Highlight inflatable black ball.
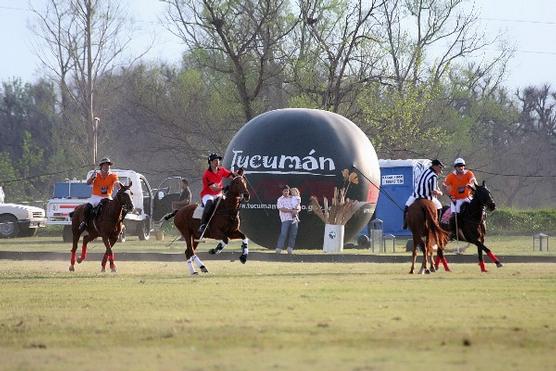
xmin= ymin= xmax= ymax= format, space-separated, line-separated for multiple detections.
xmin=223 ymin=108 xmax=380 ymax=250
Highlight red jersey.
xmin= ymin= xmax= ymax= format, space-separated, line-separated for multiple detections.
xmin=200 ymin=167 xmax=232 ymax=198
xmin=444 ymin=170 xmax=476 ymax=200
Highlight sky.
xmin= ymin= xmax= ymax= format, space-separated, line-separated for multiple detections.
xmin=0 ymin=0 xmax=555 ymax=91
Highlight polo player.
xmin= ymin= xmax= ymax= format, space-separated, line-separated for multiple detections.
xmin=198 ymin=153 xmax=234 ymax=235
xmin=79 ymin=157 xmax=119 ymax=232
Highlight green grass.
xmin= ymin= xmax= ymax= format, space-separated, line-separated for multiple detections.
xmin=0 ymin=260 xmax=555 ymax=371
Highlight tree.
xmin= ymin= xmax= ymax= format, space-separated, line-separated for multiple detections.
xmin=31 ymin=0 xmax=134 ymax=164
xmin=163 ymin=0 xmax=298 ymax=121
xmin=380 ymin=0 xmax=509 ymax=90
xmin=287 ymin=0 xmax=384 ymax=115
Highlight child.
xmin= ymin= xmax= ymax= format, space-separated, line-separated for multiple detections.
xmin=290 ymin=187 xmax=301 ymax=224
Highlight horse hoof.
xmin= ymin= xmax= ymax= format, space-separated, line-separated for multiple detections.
xmin=208 ymin=249 xmax=216 ymax=255
xmin=200 ymin=266 xmax=209 ymax=273
xmin=239 ymin=254 xmax=247 ymax=264
xmin=76 ymin=258 xmax=82 ymax=264
xmin=496 ymin=262 xmax=504 ymax=268
xmin=111 ymin=268 xmax=117 ymax=273
xmin=425 ymin=269 xmax=431 ymax=274
xmin=191 ymin=271 xmax=199 ymax=276
xmin=101 ymin=267 xmax=106 ymax=273
xmin=69 ymin=265 xmax=75 ymax=272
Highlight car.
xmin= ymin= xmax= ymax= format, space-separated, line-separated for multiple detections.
xmin=0 ymin=186 xmax=47 ymax=238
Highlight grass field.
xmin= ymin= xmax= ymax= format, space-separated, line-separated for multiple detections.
xmin=0 ymin=234 xmax=554 ymax=256
xmin=1 ymin=259 xmax=555 ymax=371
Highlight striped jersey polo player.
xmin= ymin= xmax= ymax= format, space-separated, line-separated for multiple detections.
xmin=412 ymin=167 xmax=439 ymax=200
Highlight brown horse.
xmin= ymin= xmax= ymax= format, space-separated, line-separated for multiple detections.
xmin=171 ymin=171 xmax=250 ymax=275
xmin=407 ymin=198 xmax=450 ymax=274
xmin=68 ymin=182 xmax=134 ymax=272
xmin=442 ymin=181 xmax=502 ymax=272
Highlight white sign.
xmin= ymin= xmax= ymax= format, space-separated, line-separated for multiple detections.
xmin=382 ymin=174 xmax=404 ymax=185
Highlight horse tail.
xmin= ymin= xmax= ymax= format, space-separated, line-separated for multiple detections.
xmin=424 ymin=205 xmax=450 ymax=249
xmin=163 ymin=210 xmax=178 ymax=221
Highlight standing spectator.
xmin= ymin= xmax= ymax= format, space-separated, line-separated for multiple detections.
xmin=171 ymin=178 xmax=192 ymax=211
xmin=276 ymin=185 xmax=299 ymax=255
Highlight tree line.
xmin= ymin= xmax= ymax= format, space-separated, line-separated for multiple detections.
xmin=0 ymin=0 xmax=554 ymax=208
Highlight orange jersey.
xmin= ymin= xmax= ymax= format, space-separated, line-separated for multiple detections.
xmin=91 ymin=172 xmax=119 ymax=197
xmin=443 ymin=170 xmax=475 ymax=199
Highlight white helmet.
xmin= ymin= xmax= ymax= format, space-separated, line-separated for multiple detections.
xmin=453 ymin=158 xmax=466 ymax=167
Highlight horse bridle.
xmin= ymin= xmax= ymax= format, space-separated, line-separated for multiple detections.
xmin=117 ymin=189 xmax=134 ymax=213
xmin=228 ymin=175 xmax=250 ymax=201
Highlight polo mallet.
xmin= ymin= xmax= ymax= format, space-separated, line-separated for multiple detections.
xmin=194 ymin=197 xmax=222 ymax=243
xmin=454 ymin=206 xmax=459 ymax=243
xmin=166 ymin=234 xmax=180 ymax=247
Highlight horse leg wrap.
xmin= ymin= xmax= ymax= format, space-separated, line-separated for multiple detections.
xmin=434 ymin=256 xmax=441 ymax=269
xmin=441 ymin=257 xmax=451 ymax=272
xmin=78 ymin=244 xmax=87 ymax=262
xmin=70 ymin=251 xmax=77 ymax=266
xmin=192 ymin=255 xmax=205 ymax=268
xmin=241 ymin=242 xmax=249 ymax=255
xmin=215 ymin=241 xmax=226 ymax=254
xmin=479 ymin=260 xmax=488 ymax=272
xmin=486 ymin=251 xmax=499 ymax=264
xmin=186 ymin=258 xmax=196 ymax=275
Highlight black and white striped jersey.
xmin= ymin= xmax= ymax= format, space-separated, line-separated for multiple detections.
xmin=412 ymin=167 xmax=438 ymax=200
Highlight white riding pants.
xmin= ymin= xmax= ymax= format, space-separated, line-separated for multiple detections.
xmin=450 ymin=198 xmax=471 ymax=213
xmin=201 ymin=193 xmax=222 ymax=207
xmin=88 ymin=195 xmax=111 ymax=207
xmin=405 ymin=195 xmax=442 ymax=210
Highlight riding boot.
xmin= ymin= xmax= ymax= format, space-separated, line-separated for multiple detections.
xmin=449 ymin=214 xmax=457 ymax=240
xmin=402 ymin=206 xmax=408 ymax=229
xmin=198 ymin=199 xmax=214 ymax=234
xmin=79 ymin=203 xmax=93 ymax=232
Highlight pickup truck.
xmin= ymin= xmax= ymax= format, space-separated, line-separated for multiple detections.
xmin=46 ymin=170 xmax=182 ymax=242
xmin=0 ymin=186 xmax=47 ymax=238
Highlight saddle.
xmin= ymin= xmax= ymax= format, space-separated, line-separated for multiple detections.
xmin=192 ymin=205 xmax=204 ymax=220
xmin=92 ymin=198 xmax=109 ymax=220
